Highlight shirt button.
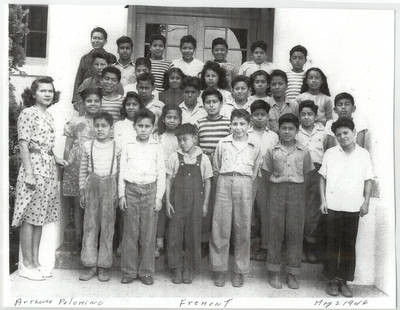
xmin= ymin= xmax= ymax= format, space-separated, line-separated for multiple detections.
xmin=188 ymin=173 xmax=191 ymax=176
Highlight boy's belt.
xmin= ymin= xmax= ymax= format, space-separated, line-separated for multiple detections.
xmin=220 ymin=172 xmax=250 ymax=177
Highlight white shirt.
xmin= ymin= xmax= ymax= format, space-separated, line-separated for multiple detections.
xmin=172 ymin=58 xmax=204 ymax=77
xmin=113 ymin=118 xmax=136 ymax=148
xmin=319 ymin=144 xmax=374 ymax=212
xmin=179 ymin=101 xmax=207 ymax=125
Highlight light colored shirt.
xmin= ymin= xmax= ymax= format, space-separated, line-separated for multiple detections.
xmin=157 ymin=132 xmax=179 ymax=165
xmin=319 ymin=144 xmax=374 ymax=212
xmin=113 ymin=118 xmax=136 ymax=148
xmin=248 ymin=128 xmax=279 ymax=157
xmin=113 ymin=60 xmax=136 ymax=87
xmin=238 ymin=60 xmax=275 ymax=77
xmin=262 ymin=141 xmax=313 ymax=183
xmin=166 ymin=146 xmax=213 ymax=182
xmin=124 ymin=83 xmax=159 ymax=100
xmin=118 ymin=136 xmax=166 ymax=201
xmin=286 ymin=70 xmax=305 ymax=101
xmin=172 ymin=58 xmax=204 ymax=77
xmin=267 ymin=97 xmax=299 ymax=133
xmin=179 ymin=101 xmax=207 ymax=125
xmin=145 ymin=97 xmax=165 ymax=130
xmin=296 ymin=124 xmax=327 ymax=164
xmin=247 ymin=95 xmax=271 ymax=106
xmin=101 ymin=94 xmax=124 ymax=121
xmin=296 ymin=92 xmax=333 ymax=125
xmin=223 ymin=99 xmax=252 ymax=116
xmin=213 ymin=134 xmax=262 ymax=177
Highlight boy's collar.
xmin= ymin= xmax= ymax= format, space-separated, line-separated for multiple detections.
xmin=222 ymin=134 xmax=256 ymax=146
xmin=274 ymin=140 xmax=303 ymax=150
xmin=116 ymin=59 xmax=134 ymax=67
xmin=177 ymin=146 xmax=202 ymax=156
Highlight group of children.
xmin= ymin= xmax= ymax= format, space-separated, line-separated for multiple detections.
xmin=61 ymin=26 xmax=374 ymax=297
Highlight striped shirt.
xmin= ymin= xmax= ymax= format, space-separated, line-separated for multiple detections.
xmin=150 ymin=58 xmax=173 ymax=91
xmin=196 ymin=115 xmax=231 ymax=155
xmin=101 ymin=94 xmax=124 ymax=121
xmin=286 ymin=70 xmax=305 ymax=101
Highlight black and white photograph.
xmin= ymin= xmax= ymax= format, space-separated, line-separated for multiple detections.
xmin=2 ymin=0 xmax=398 ymax=308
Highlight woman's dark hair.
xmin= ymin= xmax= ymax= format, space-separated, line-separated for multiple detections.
xmin=22 ymin=76 xmax=60 ymax=107
xmin=157 ymin=104 xmax=182 ymax=135
xmin=249 ymin=70 xmax=270 ymax=96
xmin=200 ymin=61 xmax=228 ymax=90
xmin=300 ymin=67 xmax=331 ymax=96
xmin=163 ymin=67 xmax=185 ymax=90
xmin=120 ymin=91 xmax=143 ymax=118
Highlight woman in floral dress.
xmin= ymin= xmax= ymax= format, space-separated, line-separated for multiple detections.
xmin=12 ymin=77 xmax=68 ymax=280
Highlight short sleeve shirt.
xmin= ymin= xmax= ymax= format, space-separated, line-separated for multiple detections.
xmin=268 ymin=97 xmax=299 ymax=133
xmin=296 ymin=124 xmax=327 ymax=164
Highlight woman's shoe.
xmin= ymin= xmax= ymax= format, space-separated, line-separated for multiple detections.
xmin=19 ymin=264 xmax=45 ymax=281
xmin=37 ymin=265 xmax=53 ymax=278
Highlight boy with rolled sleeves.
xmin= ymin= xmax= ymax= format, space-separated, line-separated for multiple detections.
xmin=210 ymin=109 xmax=262 ymax=288
xmin=319 ymin=117 xmax=373 ymax=298
xmin=262 ymin=113 xmax=313 ymax=290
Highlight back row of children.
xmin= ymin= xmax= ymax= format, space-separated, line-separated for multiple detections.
xmin=63 ymin=26 xmax=373 ymax=297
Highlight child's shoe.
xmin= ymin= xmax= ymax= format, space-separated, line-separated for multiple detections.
xmin=79 ymin=267 xmax=97 ymax=281
xmin=172 ymin=268 xmax=183 ymax=284
xmin=121 ymin=274 xmax=136 ymax=284
xmin=183 ymin=268 xmax=193 ymax=284
xmin=231 ymin=273 xmax=244 ymax=287
xmin=37 ymin=265 xmax=53 ymax=278
xmin=140 ymin=275 xmax=154 ymax=285
xmin=19 ymin=264 xmax=45 ymax=281
xmin=268 ymin=272 xmax=282 ymax=289
xmin=213 ymin=272 xmax=225 ymax=287
xmin=339 ymin=280 xmax=353 ymax=297
xmin=98 ymin=268 xmax=111 ymax=282
xmin=286 ymin=273 xmax=299 ymax=289
xmin=326 ymin=279 xmax=339 ymax=296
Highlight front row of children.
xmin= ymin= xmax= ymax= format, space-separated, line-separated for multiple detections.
xmin=77 ymin=87 xmax=373 ymax=297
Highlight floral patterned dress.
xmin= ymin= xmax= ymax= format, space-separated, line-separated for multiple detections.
xmin=12 ymin=106 xmax=59 ymax=227
xmin=62 ymin=116 xmax=96 ymax=196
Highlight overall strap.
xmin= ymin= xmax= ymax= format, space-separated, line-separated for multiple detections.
xmin=109 ymin=141 xmax=116 ymax=175
xmin=90 ymin=140 xmax=95 ymax=172
xmin=177 ymin=153 xmax=184 ymax=165
xmin=195 ymin=154 xmax=202 ymax=166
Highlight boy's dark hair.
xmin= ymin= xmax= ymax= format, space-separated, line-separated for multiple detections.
xmin=182 ymin=76 xmax=201 ymax=91
xmin=102 ymin=66 xmax=121 ymax=82
xmin=299 ymin=100 xmax=318 ymax=115
xmin=91 ymin=51 xmax=112 ymax=64
xmin=175 ymin=123 xmax=197 ymax=137
xmin=200 ymin=61 xmax=228 ymax=90
xmin=250 ymin=40 xmax=268 ymax=53
xmin=231 ymin=75 xmax=250 ymax=89
xmin=180 ymin=35 xmax=197 ymax=49
xmin=331 ymin=117 xmax=355 ymax=134
xmin=157 ymin=104 xmax=183 ymax=135
xmin=300 ymin=67 xmax=330 ymax=96
xmin=201 ymin=87 xmax=223 ymax=103
xmin=91 ymin=27 xmax=108 ymax=40
xmin=137 ymin=72 xmax=155 ymax=86
xmin=120 ymin=91 xmax=143 ymax=118
xmin=231 ymin=109 xmax=251 ymax=123
xmin=334 ymin=92 xmax=355 ymax=106
xmin=163 ymin=68 xmax=185 ymax=90
xmin=150 ymin=34 xmax=166 ymax=46
xmin=93 ymin=111 xmax=113 ymax=126
xmin=80 ymin=87 xmax=103 ymax=101
xmin=116 ymin=36 xmax=133 ymax=48
xmin=133 ymin=108 xmax=156 ymax=125
xmin=249 ymin=70 xmax=270 ymax=96
xmin=270 ymin=69 xmax=288 ymax=84
xmin=212 ymin=37 xmax=228 ymax=49
xmin=135 ymin=57 xmax=152 ymax=70
xmin=278 ymin=113 xmax=300 ymax=129
xmin=250 ymin=99 xmax=270 ymax=114
xmin=289 ymin=45 xmax=308 ymax=58
xmin=22 ymin=76 xmax=60 ymax=107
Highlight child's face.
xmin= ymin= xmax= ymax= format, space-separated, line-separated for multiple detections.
xmin=278 ymin=122 xmax=298 ymax=143
xmin=203 ymin=94 xmax=222 ymax=117
xmin=91 ymin=32 xmax=106 ymax=50
xmin=270 ymin=76 xmax=287 ymax=99
xmin=306 ymin=70 xmax=322 ymax=93
xmin=205 ymin=69 xmax=219 ymax=88
xmin=93 ymin=57 xmax=108 ymax=76
xmin=253 ymin=47 xmax=267 ymax=64
xmin=118 ymin=43 xmax=132 ymax=61
xmin=177 ymin=133 xmax=197 ymax=153
xmin=289 ymin=51 xmax=306 ymax=72
xmin=125 ymin=97 xmax=141 ymax=120
xmin=180 ymin=43 xmax=195 ymax=61
xmin=150 ymin=39 xmax=165 ymax=59
xmin=101 ymin=72 xmax=119 ymax=94
xmin=231 ymin=117 xmax=250 ymax=138
xmin=84 ymin=94 xmax=101 ymax=115
xmin=251 ymin=108 xmax=269 ymax=129
xmin=94 ymin=118 xmax=112 ymax=141
xmin=163 ymin=109 xmax=181 ymax=131
xmin=135 ymin=65 xmax=150 ymax=77
xmin=212 ymin=44 xmax=228 ymax=62
xmin=299 ymin=107 xmax=316 ymax=128
xmin=334 ymin=98 xmax=355 ymax=118
xmin=183 ymin=86 xmax=200 ymax=107
xmin=137 ymin=80 xmax=154 ymax=102
xmin=169 ymin=72 xmax=182 ymax=89
xmin=135 ymin=117 xmax=154 ymax=141
xmin=253 ymin=74 xmax=268 ymax=96
xmin=34 ymin=83 xmax=54 ymax=107
xmin=335 ymin=126 xmax=356 ymax=148
xmin=232 ymin=81 xmax=249 ymax=102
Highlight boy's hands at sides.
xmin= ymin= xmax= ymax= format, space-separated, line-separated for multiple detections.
xmin=79 ymin=189 xmax=85 ymax=209
xmin=202 ymin=203 xmax=208 ymax=217
xmin=166 ymin=201 xmax=175 ymax=218
xmin=320 ymin=200 xmax=328 ymax=215
xmin=154 ymin=199 xmax=163 ymax=212
xmin=119 ymin=197 xmax=127 ymax=211
xmin=360 ymin=201 xmax=369 ymax=217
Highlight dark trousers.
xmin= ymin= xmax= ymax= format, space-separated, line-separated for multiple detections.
xmin=325 ymin=210 xmax=360 ymax=281
xmin=304 ymin=168 xmax=321 ymax=243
